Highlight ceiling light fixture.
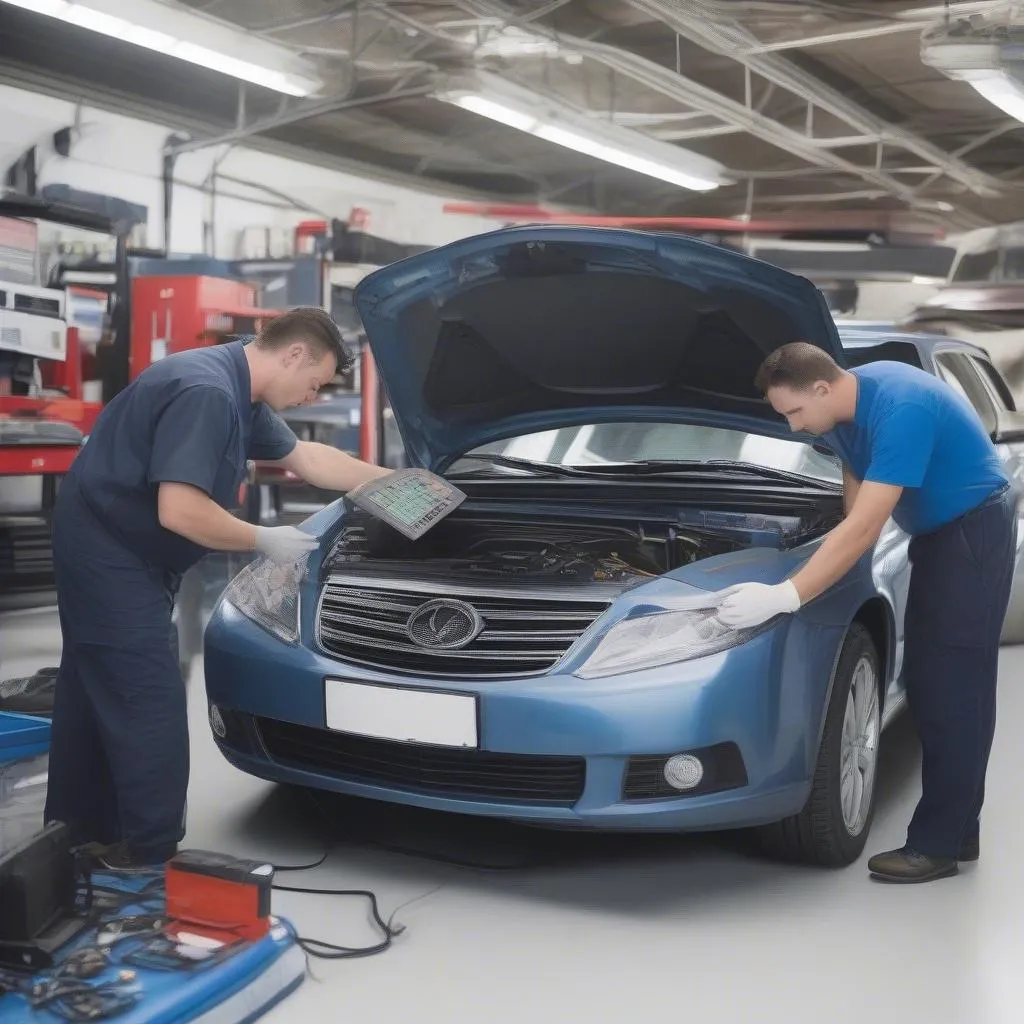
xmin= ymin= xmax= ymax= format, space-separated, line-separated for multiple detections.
xmin=435 ymin=72 xmax=727 ymax=192
xmin=1 ymin=0 xmax=322 ymax=96
xmin=922 ymin=32 xmax=1024 ymax=123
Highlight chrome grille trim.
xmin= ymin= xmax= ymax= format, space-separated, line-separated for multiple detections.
xmin=315 ymin=572 xmax=612 ymax=679
xmin=319 ymin=573 xmax=626 ymax=602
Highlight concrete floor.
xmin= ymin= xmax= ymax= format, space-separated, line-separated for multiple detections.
xmin=3 ymin=591 xmax=1024 ymax=1024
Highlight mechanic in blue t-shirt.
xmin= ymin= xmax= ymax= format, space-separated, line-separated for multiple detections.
xmin=46 ymin=308 xmax=391 ymax=871
xmin=718 ymin=342 xmax=1016 ymax=884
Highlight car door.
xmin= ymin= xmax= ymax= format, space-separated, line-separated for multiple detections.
xmin=932 ymin=349 xmax=1024 ymax=506
xmin=935 ymin=350 xmax=1024 ymax=643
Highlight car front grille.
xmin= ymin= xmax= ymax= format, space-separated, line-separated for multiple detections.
xmin=255 ymin=717 xmax=586 ymax=806
xmin=315 ymin=576 xmax=610 ymax=678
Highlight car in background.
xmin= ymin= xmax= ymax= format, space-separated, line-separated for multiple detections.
xmin=905 ymin=221 xmax=1024 ymax=408
xmin=202 ymin=227 xmax=1024 ymax=868
xmin=828 ymin=324 xmax=1024 ymax=645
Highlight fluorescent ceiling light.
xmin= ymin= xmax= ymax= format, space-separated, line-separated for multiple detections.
xmin=1 ymin=0 xmax=322 ymax=96
xmin=436 ymin=72 xmax=727 ymax=192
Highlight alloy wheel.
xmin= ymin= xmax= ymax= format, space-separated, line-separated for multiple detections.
xmin=839 ymin=655 xmax=880 ymax=837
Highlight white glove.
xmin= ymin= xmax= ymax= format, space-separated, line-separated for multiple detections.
xmin=716 ymin=580 xmax=801 ymax=630
xmin=253 ymin=525 xmax=319 ymax=565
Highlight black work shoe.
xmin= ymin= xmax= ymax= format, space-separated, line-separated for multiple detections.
xmin=958 ymin=836 xmax=980 ymax=862
xmin=78 ymin=842 xmax=168 ymax=876
xmin=867 ymin=846 xmax=958 ymax=883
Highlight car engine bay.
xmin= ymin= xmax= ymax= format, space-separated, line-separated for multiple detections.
xmin=325 ymin=510 xmax=770 ymax=588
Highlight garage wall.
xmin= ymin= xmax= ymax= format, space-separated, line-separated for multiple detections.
xmin=0 ymin=85 xmax=498 ymax=254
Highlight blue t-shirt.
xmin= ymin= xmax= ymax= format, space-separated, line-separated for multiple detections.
xmin=68 ymin=340 xmax=297 ymax=573
xmin=823 ymin=360 xmax=1007 ymax=536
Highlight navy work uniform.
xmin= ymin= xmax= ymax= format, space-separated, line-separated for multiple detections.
xmin=824 ymin=360 xmax=1017 ymax=859
xmin=45 ymin=340 xmax=297 ymax=865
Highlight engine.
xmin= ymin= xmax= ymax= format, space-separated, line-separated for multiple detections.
xmin=323 ymin=512 xmax=741 ymax=586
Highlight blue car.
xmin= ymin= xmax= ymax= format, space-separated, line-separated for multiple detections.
xmin=203 ymin=227 xmax=1024 ymax=867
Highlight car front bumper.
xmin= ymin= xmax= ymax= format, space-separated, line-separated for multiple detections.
xmin=203 ymin=602 xmax=820 ymax=832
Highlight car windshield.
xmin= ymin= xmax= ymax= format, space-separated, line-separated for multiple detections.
xmin=450 ymin=423 xmax=842 ymax=483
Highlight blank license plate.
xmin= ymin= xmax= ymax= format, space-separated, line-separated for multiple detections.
xmin=324 ymin=679 xmax=478 ymax=748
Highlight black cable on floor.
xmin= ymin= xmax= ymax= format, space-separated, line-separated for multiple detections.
xmin=271 ymin=882 xmax=403 ymax=961
xmin=265 ymin=786 xmax=337 ymax=873
xmin=270 ymin=846 xmax=332 ymax=872
xmin=262 ymin=788 xmax=454 ymax=961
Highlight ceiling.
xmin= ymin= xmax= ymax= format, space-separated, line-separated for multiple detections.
xmin=2 ymin=0 xmax=1024 ymax=232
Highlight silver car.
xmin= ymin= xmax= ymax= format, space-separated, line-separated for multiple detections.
xmin=836 ymin=325 xmax=1024 ymax=647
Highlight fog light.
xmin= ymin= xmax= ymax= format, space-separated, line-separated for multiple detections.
xmin=663 ymin=754 xmax=704 ymax=791
xmin=209 ymin=704 xmax=227 ymax=740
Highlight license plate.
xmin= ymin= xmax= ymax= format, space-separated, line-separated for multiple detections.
xmin=324 ymin=679 xmax=478 ymax=748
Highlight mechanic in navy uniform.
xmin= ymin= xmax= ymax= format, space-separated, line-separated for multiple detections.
xmin=718 ymin=342 xmax=1016 ymax=883
xmin=45 ymin=308 xmax=391 ymax=871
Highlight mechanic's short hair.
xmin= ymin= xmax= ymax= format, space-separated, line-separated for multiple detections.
xmin=255 ymin=307 xmax=352 ymax=371
xmin=754 ymin=342 xmax=842 ymax=394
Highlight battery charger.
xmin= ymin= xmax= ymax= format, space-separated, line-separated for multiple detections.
xmin=0 ymin=820 xmax=89 ymax=970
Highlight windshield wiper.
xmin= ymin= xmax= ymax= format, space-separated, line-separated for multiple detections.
xmin=702 ymin=460 xmax=840 ymax=488
xmin=448 ymin=455 xmax=839 ymax=489
xmin=448 ymin=454 xmax=595 ymax=478
xmin=577 ymin=460 xmax=838 ymax=488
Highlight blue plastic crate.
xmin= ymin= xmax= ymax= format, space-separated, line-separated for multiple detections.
xmin=0 ymin=712 xmax=50 ymax=765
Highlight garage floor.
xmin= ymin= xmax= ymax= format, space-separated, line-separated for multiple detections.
xmin=3 ymin=589 xmax=1024 ymax=1024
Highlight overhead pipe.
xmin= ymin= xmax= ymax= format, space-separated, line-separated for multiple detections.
xmin=439 ymin=0 xmax=922 ymax=204
xmin=740 ymin=0 xmax=1011 ymax=53
xmin=627 ymin=0 xmax=1006 ymax=198
xmin=434 ymin=0 xmax=1008 ymax=206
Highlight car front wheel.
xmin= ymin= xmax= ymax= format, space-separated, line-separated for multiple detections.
xmin=754 ymin=622 xmax=882 ymax=867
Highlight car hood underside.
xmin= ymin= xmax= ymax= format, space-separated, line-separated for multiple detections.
xmin=353 ymin=227 xmax=844 ymax=468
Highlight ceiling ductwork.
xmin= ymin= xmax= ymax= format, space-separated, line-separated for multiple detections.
xmin=440 ymin=0 xmax=1004 ymax=212
xmin=624 ymin=0 xmax=1007 ymax=198
xmin=2 ymin=0 xmax=1024 ymax=225
xmin=922 ymin=17 xmax=1024 ymax=123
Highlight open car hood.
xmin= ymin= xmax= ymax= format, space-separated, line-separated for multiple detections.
xmin=353 ymin=226 xmax=844 ymax=469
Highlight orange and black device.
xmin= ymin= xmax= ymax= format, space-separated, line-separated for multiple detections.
xmin=164 ymin=851 xmax=274 ymax=943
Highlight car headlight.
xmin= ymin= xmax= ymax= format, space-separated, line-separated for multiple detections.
xmin=222 ymin=555 xmax=309 ymax=645
xmin=574 ymin=606 xmax=770 ymax=679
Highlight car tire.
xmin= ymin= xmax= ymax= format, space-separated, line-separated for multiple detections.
xmin=754 ymin=623 xmax=882 ymax=867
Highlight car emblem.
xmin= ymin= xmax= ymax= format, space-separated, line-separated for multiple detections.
xmin=406 ymin=599 xmax=484 ymax=650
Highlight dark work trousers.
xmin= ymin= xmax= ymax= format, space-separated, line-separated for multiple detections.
xmin=44 ymin=477 xmax=187 ymax=864
xmin=903 ymin=484 xmax=1018 ymax=859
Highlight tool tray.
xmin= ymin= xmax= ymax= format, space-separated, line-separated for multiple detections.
xmin=0 ymin=871 xmax=304 ymax=1023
